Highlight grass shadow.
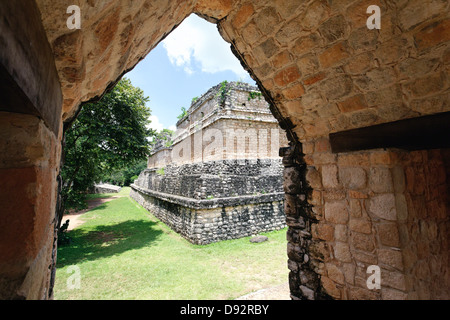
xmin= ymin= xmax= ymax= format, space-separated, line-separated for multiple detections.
xmin=57 ymin=219 xmax=163 ymax=268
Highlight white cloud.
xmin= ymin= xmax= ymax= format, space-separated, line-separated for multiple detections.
xmin=148 ymin=115 xmax=176 ymax=134
xmin=162 ymin=14 xmax=250 ymax=79
xmin=147 ymin=115 xmax=164 ymax=132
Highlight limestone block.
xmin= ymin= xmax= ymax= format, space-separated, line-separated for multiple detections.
xmin=319 ymin=74 xmax=353 ymax=101
xmin=284 ymin=166 xmax=303 ymax=194
xmin=342 ymin=263 xmax=356 ymax=285
xmin=339 ymin=167 xmax=367 ymax=190
xmin=321 ymin=276 xmax=341 ymax=299
xmin=319 ymin=41 xmax=350 ymax=69
xmin=296 ymin=54 xmax=320 ymax=77
xmin=369 ymin=167 xmax=393 ymax=193
xmin=334 ymin=242 xmax=352 ymax=263
xmin=274 ymin=65 xmax=302 ymax=87
xmin=378 ymin=248 xmax=404 ymax=271
xmin=306 ymin=166 xmax=322 ymax=189
xmin=349 ymin=199 xmax=362 ymax=218
xmin=321 ymin=165 xmax=339 ymax=189
xmin=414 ymin=18 xmax=450 ymax=51
xmin=300 ymin=285 xmax=315 ymax=300
xmin=325 ymin=201 xmax=349 ymax=224
xmin=351 ymin=232 xmax=375 ymax=252
xmin=282 ymin=83 xmax=305 ymax=100
xmin=381 ymin=287 xmax=408 ymax=300
xmin=254 ymin=7 xmax=281 ymax=35
xmin=377 ymin=223 xmax=401 ymax=248
xmin=367 ymin=194 xmax=397 ymax=221
xmin=318 ymin=15 xmax=348 ymax=44
xmin=349 ymin=219 xmax=372 ymax=235
xmin=381 ymin=269 xmax=407 ymax=291
xmin=249 ymin=235 xmax=268 ymax=243
xmin=231 ymin=3 xmax=254 ymax=29
xmin=337 ymin=94 xmax=368 ymax=113
xmin=300 ymin=0 xmax=330 ymax=31
xmin=334 ymin=224 xmax=348 ymax=242
xmin=326 ymin=263 xmax=345 ymax=285
xmin=348 ymin=53 xmax=374 ymax=76
xmin=398 ymin=0 xmax=448 ymax=31
xmin=312 ymin=223 xmax=334 ymax=241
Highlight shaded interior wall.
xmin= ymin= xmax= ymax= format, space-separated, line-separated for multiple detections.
xmin=0 ymin=112 xmax=60 ymax=299
xmin=0 ymin=0 xmax=62 ymax=299
xmin=296 ymin=142 xmax=450 ymax=300
xmin=398 ymin=149 xmax=449 ymax=299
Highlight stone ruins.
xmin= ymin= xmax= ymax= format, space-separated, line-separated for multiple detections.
xmin=130 ymin=82 xmax=288 ymax=244
xmin=1 ymin=0 xmax=449 ymax=300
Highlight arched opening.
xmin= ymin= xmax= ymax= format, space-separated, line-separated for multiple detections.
xmin=53 ymin=13 xmax=291 ymax=300
xmin=0 ymin=0 xmax=449 ymax=300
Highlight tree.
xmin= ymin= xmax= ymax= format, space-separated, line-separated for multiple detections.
xmin=61 ymin=78 xmax=154 ymax=211
xmin=151 ymin=128 xmax=174 ymax=150
xmin=100 ymin=159 xmax=148 ymax=187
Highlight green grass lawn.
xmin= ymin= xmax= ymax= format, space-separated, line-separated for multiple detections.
xmin=54 ymin=188 xmax=288 ymax=300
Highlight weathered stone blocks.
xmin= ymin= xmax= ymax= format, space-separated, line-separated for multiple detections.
xmin=2 ymin=0 xmax=448 ymax=301
xmin=0 ymin=112 xmax=59 ymax=299
xmin=131 ymin=185 xmax=285 ymax=245
xmin=131 ymin=158 xmax=286 ymax=245
xmin=304 ymin=142 xmax=449 ymax=300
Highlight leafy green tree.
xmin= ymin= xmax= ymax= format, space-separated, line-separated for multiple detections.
xmin=61 ymin=78 xmax=154 ymax=211
xmin=151 ymin=129 xmax=174 ymax=149
xmin=101 ymin=159 xmax=148 ymax=186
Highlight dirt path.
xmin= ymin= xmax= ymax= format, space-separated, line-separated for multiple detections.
xmin=62 ymin=196 xmax=122 ymax=231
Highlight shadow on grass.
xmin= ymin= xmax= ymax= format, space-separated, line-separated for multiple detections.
xmin=57 ymin=218 xmax=163 ymax=268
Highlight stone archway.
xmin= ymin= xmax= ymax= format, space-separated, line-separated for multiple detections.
xmin=1 ymin=0 xmax=449 ymax=299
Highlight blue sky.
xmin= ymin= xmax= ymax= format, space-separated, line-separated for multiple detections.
xmin=125 ymin=14 xmax=255 ymax=132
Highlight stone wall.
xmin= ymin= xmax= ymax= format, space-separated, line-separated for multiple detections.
xmin=131 ymin=159 xmax=286 ymax=244
xmin=0 ymin=112 xmax=60 ymax=299
xmin=1 ymin=0 xmax=449 ymax=299
xmin=131 ymin=185 xmax=285 ymax=245
xmin=133 ymin=82 xmax=288 ymax=245
xmin=137 ymin=159 xmax=284 ymax=199
xmin=147 ymin=148 xmax=172 ymax=169
xmin=166 ymin=81 xmax=287 ymax=165
xmin=92 ymin=184 xmax=122 ymax=194
xmin=287 ymin=141 xmax=450 ymax=300
xmin=397 ymin=149 xmax=449 ymax=299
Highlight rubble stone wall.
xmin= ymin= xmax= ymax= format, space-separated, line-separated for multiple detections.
xmin=131 ymin=159 xmax=286 ymax=244
xmin=137 ymin=159 xmax=284 ymax=199
xmin=130 ymin=184 xmax=285 ymax=245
